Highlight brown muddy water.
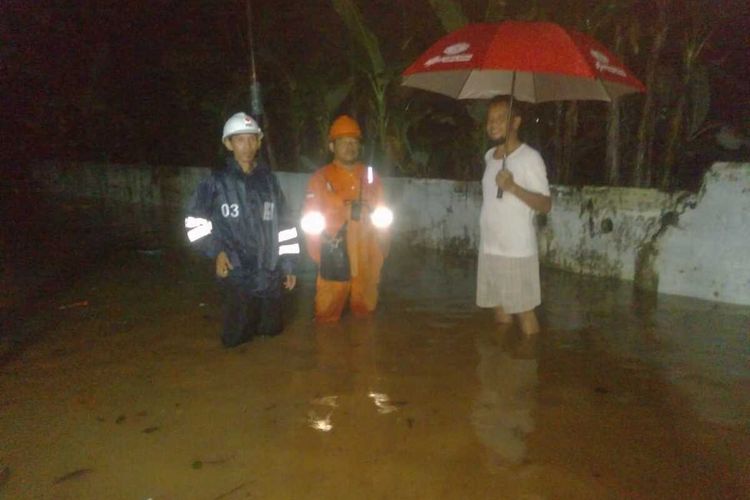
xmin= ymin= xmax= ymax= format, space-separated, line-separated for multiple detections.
xmin=0 ymin=205 xmax=749 ymax=499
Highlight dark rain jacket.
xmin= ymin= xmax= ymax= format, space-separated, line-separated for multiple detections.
xmin=185 ymin=158 xmax=299 ymax=297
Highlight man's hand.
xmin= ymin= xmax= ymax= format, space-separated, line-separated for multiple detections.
xmin=495 ymin=171 xmax=552 ymax=214
xmin=215 ymin=251 xmax=233 ymax=278
xmin=283 ymin=274 xmax=297 ymax=291
xmin=496 ymin=170 xmax=516 ymax=192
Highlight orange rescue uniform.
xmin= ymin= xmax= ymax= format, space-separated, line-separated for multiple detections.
xmin=304 ymin=162 xmax=389 ymax=322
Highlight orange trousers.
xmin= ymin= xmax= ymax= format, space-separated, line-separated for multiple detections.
xmin=314 ymin=274 xmax=379 ymax=323
xmin=314 ymin=229 xmax=384 ymax=323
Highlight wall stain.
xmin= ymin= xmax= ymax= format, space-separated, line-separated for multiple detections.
xmin=634 ymin=191 xmax=698 ymax=291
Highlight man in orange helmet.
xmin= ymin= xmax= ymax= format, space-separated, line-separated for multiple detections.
xmin=301 ymin=115 xmax=393 ymax=323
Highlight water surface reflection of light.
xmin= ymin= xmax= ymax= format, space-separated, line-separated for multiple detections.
xmin=368 ymin=391 xmax=398 ymax=414
xmin=307 ymin=411 xmax=333 ymax=432
xmin=308 ymin=394 xmax=339 ymax=432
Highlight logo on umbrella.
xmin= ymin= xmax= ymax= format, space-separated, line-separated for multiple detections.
xmin=425 ymin=42 xmax=473 ymax=67
xmin=590 ymin=49 xmax=626 ymax=78
xmin=444 ymin=42 xmax=470 ymax=55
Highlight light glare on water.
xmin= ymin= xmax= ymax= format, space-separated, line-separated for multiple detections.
xmin=0 ymin=242 xmax=748 ymax=498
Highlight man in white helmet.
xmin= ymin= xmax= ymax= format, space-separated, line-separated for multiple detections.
xmin=184 ymin=112 xmax=299 ymax=347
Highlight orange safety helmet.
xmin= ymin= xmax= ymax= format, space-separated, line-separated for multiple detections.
xmin=328 ymin=115 xmax=362 ymax=141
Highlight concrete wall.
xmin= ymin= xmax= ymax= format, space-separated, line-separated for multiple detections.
xmin=654 ymin=164 xmax=750 ymax=304
xmin=30 ymin=161 xmax=750 ymax=305
xmin=538 ymin=186 xmax=682 ymax=280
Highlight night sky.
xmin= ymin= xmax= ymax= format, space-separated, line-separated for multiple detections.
xmin=2 ymin=0 xmax=749 ymax=175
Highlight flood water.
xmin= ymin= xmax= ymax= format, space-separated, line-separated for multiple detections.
xmin=0 ymin=199 xmax=749 ymax=499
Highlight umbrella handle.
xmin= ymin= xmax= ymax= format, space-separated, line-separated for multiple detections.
xmin=496 ymin=154 xmax=505 ymax=199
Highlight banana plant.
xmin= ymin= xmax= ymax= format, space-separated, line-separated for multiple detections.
xmin=330 ymin=0 xmax=393 ymax=172
xmin=660 ymin=3 xmax=715 ymax=190
xmin=633 ymin=0 xmax=670 ymax=187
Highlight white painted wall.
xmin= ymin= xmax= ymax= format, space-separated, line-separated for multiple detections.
xmin=380 ymin=177 xmax=482 ymax=253
xmin=31 ymin=161 xmax=750 ymax=305
xmin=655 ymin=163 xmax=750 ymax=304
xmin=538 ymin=186 xmax=679 ymax=279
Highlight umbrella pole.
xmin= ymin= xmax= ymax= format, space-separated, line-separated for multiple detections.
xmin=497 ymin=71 xmax=517 ymax=199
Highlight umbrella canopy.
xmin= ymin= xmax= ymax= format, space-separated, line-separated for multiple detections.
xmin=402 ymin=21 xmax=645 ymax=102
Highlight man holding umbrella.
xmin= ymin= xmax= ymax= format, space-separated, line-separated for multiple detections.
xmin=477 ymin=96 xmax=551 ymax=335
xmin=401 ymin=20 xmax=646 ymax=334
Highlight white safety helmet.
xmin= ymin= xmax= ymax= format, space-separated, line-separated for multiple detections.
xmin=222 ymin=112 xmax=263 ymax=141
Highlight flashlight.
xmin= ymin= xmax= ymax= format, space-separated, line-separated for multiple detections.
xmin=301 ymin=211 xmax=326 ymax=235
xmin=370 ymin=206 xmax=394 ymax=229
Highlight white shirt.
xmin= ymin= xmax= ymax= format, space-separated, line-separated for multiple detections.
xmin=479 ymin=143 xmax=550 ymax=257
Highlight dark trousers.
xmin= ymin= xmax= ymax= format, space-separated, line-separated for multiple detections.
xmin=220 ymin=280 xmax=283 ymax=348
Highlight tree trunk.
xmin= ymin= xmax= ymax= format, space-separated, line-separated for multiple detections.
xmin=375 ymin=89 xmax=390 ymax=175
xmin=428 ymin=0 xmax=468 ymax=31
xmin=605 ymin=26 xmax=623 ymax=186
xmin=661 ymin=38 xmax=700 ymax=190
xmin=660 ymin=91 xmax=686 ymax=190
xmin=485 ymin=0 xmax=509 ymax=21
xmin=552 ymin=102 xmax=564 ymax=184
xmin=561 ymin=102 xmax=579 ymax=184
xmin=606 ymin=97 xmax=621 ymax=186
xmin=661 ymin=16 xmax=711 ymax=191
xmin=259 ymin=113 xmax=278 ymax=170
xmin=634 ymin=13 xmax=669 ymax=187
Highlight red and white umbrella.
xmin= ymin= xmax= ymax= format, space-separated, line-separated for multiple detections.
xmin=402 ymin=21 xmax=645 ymax=102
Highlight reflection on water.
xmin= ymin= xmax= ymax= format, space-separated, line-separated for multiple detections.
xmin=472 ymin=327 xmax=538 ymax=466
xmin=311 ymin=395 xmax=339 ymax=408
xmin=308 ymin=395 xmax=338 ymax=432
xmin=305 ymin=319 xmax=403 ymax=433
xmin=368 ymin=391 xmax=398 ymax=414
xmin=2 ymin=210 xmax=750 ymax=498
xmin=307 ymin=410 xmax=334 ymax=432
